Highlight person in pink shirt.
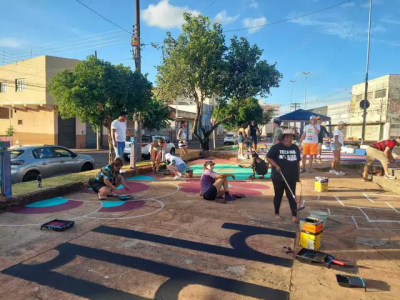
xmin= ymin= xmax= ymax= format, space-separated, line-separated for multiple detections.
xmin=200 ymin=161 xmax=236 ymax=203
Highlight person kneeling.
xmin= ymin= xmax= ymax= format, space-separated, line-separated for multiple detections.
xmin=200 ymin=161 xmax=236 ymax=204
xmin=89 ymin=158 xmax=131 ymax=200
xmin=165 ymin=153 xmax=186 ymax=180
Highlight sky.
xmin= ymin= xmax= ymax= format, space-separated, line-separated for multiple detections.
xmin=1 ymin=0 xmax=400 ymax=113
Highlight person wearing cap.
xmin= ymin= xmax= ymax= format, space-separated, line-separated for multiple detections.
xmin=165 ymin=153 xmax=186 ymax=180
xmin=267 ymin=129 xmax=301 ymax=223
xmin=177 ymin=122 xmax=188 ymax=160
xmin=272 ymin=118 xmax=283 ymax=145
xmin=315 ymin=116 xmax=330 ymax=161
xmin=329 ymin=121 xmax=346 ymax=176
xmin=362 ymin=138 xmax=400 ymax=181
xmin=200 ymin=161 xmax=236 ymax=203
xmin=111 ymin=112 xmax=134 ymax=158
xmin=299 ymin=115 xmax=320 ymax=173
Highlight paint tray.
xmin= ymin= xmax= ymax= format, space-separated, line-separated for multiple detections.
xmin=296 ymin=248 xmax=331 ymax=267
xmin=336 ymin=274 xmax=366 ymax=291
xmin=119 ymin=195 xmax=133 ymax=200
xmin=40 ymin=219 xmax=75 ymax=232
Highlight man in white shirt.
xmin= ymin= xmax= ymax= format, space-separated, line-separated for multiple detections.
xmin=111 ymin=112 xmax=133 ymax=158
xmin=299 ymin=115 xmax=320 ymax=173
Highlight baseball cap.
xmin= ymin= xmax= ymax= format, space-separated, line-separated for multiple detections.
xmin=310 ymin=115 xmax=316 ymax=120
xmin=273 ymin=118 xmax=281 ymax=125
xmin=338 ymin=121 xmax=346 ymax=125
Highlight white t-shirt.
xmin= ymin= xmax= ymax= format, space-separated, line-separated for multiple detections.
xmin=172 ymin=156 xmax=185 ymax=166
xmin=178 ymin=129 xmax=187 ymax=140
xmin=303 ymin=124 xmax=320 ymax=144
xmin=334 ymin=128 xmax=344 ymax=145
xmin=111 ymin=119 xmax=127 ymax=142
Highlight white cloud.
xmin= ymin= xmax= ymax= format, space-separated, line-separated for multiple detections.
xmin=242 ymin=17 xmax=267 ymax=34
xmin=142 ymin=0 xmax=200 ymax=29
xmin=213 ymin=11 xmax=239 ymax=25
xmin=341 ymin=2 xmax=356 ymax=8
xmin=248 ymin=0 xmax=259 ymax=8
xmin=380 ymin=18 xmax=400 ymax=25
xmin=0 ymin=37 xmax=25 ymax=48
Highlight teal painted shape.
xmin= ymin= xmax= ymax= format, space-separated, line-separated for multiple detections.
xmin=101 ymin=201 xmax=125 ymax=207
xmin=26 ymin=197 xmax=69 ymax=208
xmin=126 ymin=175 xmax=155 ymax=181
xmin=188 ymin=164 xmax=271 ymax=180
xmin=117 ymin=184 xmax=124 ymax=189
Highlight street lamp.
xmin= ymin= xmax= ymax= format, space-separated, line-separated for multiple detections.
xmin=303 ymin=72 xmax=310 ymax=110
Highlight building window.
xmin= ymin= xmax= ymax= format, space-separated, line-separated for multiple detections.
xmin=18 ymin=120 xmax=23 ymax=125
xmin=375 ymin=89 xmax=387 ymax=98
xmin=0 ymin=82 xmax=8 ymax=93
xmin=356 ymin=94 xmax=363 ymax=102
xmin=15 ymin=78 xmax=26 ymax=92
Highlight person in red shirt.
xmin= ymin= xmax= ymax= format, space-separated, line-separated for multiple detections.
xmin=362 ymin=138 xmax=400 ymax=181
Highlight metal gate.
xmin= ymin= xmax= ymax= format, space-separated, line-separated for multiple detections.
xmin=58 ymin=116 xmax=76 ymax=149
xmin=86 ymin=123 xmax=97 ymax=148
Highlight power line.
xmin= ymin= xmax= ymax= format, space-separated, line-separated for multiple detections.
xmin=74 ymin=0 xmax=131 ymax=35
xmin=319 ymin=1 xmax=365 ymax=79
xmin=225 ymin=0 xmax=353 ymax=33
xmin=203 ymin=0 xmax=218 ymax=12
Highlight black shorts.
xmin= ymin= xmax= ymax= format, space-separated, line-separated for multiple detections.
xmin=251 ymin=135 xmax=258 ymax=143
xmin=90 ymin=180 xmax=106 ymax=193
xmin=203 ymin=186 xmax=218 ymax=201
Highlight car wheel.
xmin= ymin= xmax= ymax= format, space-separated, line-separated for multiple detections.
xmin=22 ymin=170 xmax=40 ymax=182
xmin=81 ymin=163 xmax=94 ymax=172
xmin=123 ymin=154 xmax=130 ymax=162
xmin=170 ymin=148 xmax=175 ymax=155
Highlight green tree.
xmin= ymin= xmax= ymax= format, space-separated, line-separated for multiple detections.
xmin=215 ymin=98 xmax=263 ymax=132
xmin=48 ymin=55 xmax=153 ymax=163
xmin=156 ymin=14 xmax=282 ymax=150
xmin=141 ymin=97 xmax=174 ymax=130
xmin=5 ymin=125 xmax=16 ymax=136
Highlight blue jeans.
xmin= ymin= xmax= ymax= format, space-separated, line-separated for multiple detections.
xmin=114 ymin=142 xmax=125 ymax=158
xmin=177 ymin=163 xmax=186 ymax=172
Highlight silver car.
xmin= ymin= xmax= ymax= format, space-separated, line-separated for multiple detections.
xmin=10 ymin=145 xmax=95 ymax=183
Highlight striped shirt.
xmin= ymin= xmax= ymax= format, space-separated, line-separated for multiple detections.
xmin=370 ymin=139 xmax=396 ymax=151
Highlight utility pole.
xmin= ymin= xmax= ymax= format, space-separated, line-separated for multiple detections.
xmin=95 ymin=50 xmax=101 ymax=150
xmin=132 ymin=0 xmax=142 ymax=165
xmin=303 ymin=72 xmax=310 ymax=110
xmin=361 ymin=0 xmax=372 ymax=143
xmin=290 ymin=80 xmax=296 ymax=111
xmin=290 ymin=102 xmax=301 ymax=111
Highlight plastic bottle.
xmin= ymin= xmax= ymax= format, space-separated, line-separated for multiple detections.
xmin=37 ymin=174 xmax=42 ymax=188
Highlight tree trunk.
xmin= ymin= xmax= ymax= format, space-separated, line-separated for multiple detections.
xmin=201 ymin=137 xmax=210 ymax=151
xmin=106 ymin=127 xmax=115 ymax=164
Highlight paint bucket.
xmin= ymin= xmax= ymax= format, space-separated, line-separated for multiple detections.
xmin=185 ymin=170 xmax=194 ymax=178
xmin=310 ymin=211 xmax=328 ymax=228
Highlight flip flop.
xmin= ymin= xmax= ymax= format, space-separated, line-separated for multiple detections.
xmin=283 ymin=246 xmax=293 ymax=254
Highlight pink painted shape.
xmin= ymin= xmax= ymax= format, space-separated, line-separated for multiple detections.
xmin=179 ymin=182 xmax=263 ymax=196
xmin=84 ymin=182 xmax=150 ymax=194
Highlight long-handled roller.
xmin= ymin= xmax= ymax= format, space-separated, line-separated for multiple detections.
xmin=280 ymin=171 xmax=305 ymax=212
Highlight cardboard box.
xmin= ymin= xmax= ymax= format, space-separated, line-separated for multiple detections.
xmin=299 ymin=231 xmax=323 ymax=250
xmin=302 ymin=217 xmax=324 ymax=234
xmin=315 ymin=177 xmax=329 ymax=192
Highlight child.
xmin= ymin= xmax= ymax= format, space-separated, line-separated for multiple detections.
xmin=177 ymin=122 xmax=188 ymax=160
xmin=165 ymin=153 xmax=186 ymax=180
xmin=200 ymin=161 xmax=236 ymax=203
xmin=239 ymin=151 xmax=269 ymax=179
xmin=150 ymin=137 xmax=164 ymax=172
xmin=237 ymin=131 xmax=245 ymax=159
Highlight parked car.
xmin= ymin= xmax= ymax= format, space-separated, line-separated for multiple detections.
xmin=10 ymin=145 xmax=95 ymax=183
xmin=123 ymin=135 xmax=176 ymax=161
xmin=223 ymin=133 xmax=237 ymax=145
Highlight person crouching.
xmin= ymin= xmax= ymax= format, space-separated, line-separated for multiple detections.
xmin=165 ymin=153 xmax=186 ymax=180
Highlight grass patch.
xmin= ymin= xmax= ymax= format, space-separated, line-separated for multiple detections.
xmin=12 ymin=160 xmax=153 ymax=197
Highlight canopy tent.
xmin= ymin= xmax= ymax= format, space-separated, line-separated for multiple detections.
xmin=278 ymin=109 xmax=331 ymax=122
xmin=278 ymin=109 xmax=332 ymax=135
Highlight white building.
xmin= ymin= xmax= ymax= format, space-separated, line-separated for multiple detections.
xmin=259 ymin=102 xmax=280 ymax=135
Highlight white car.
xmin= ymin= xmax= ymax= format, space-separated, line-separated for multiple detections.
xmin=224 ymin=133 xmax=237 ymax=145
xmin=123 ymin=135 xmax=176 ymax=161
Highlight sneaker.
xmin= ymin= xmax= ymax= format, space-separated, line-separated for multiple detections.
xmin=362 ymin=177 xmax=371 ymax=182
xmin=173 ymin=175 xmax=182 ymax=180
xmin=335 ymin=171 xmax=345 ymax=176
xmin=384 ymin=174 xmax=396 ymax=179
xmin=225 ymin=194 xmax=236 ymax=201
xmin=329 ymin=170 xmax=336 ymax=174
xmin=300 ymin=169 xmax=306 ymax=173
xmin=215 ymin=198 xmax=227 ymax=204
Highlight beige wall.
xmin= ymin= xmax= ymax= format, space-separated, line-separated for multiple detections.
xmin=11 ymin=109 xmax=56 ymax=145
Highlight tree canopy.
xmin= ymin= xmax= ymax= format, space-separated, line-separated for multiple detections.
xmin=156 ymin=13 xmax=282 ymax=150
xmin=141 ymin=97 xmax=174 ymax=130
xmin=48 ymin=55 xmax=153 ymax=161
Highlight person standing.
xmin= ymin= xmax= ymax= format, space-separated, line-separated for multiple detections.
xmin=362 ymin=138 xmax=400 ymax=181
xmin=249 ymin=121 xmax=261 ymax=150
xmin=177 ymin=122 xmax=188 ymax=160
xmin=266 ymin=129 xmax=301 ymax=223
xmin=299 ymin=115 xmax=320 ymax=173
xmin=329 ymin=121 xmax=346 ymax=176
xmin=150 ymin=137 xmax=164 ymax=173
xmin=272 ymin=118 xmax=283 ymax=144
xmin=315 ymin=116 xmax=330 ymax=161
xmin=237 ymin=131 xmax=245 ymax=159
xmin=111 ymin=112 xmax=133 ymax=159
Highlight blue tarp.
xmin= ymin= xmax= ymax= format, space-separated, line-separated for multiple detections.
xmin=278 ymin=109 xmax=331 ymax=122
